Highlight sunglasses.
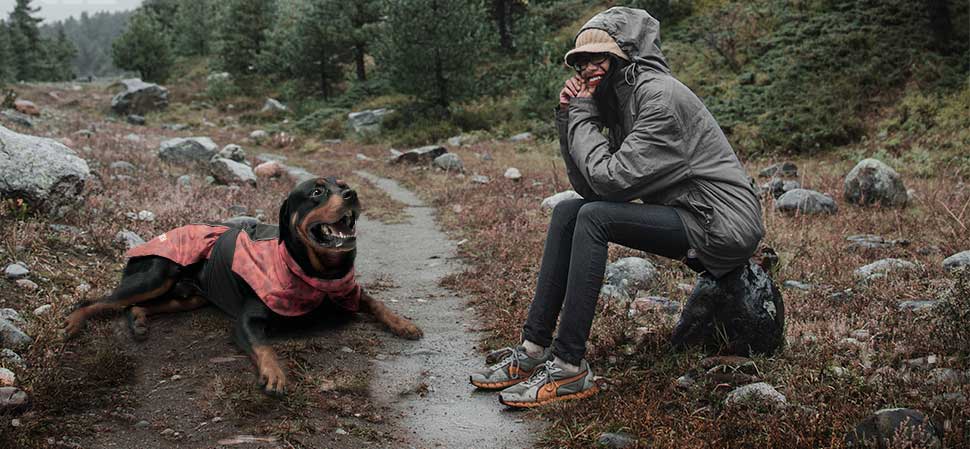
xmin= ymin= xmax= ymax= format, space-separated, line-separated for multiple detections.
xmin=571 ymin=54 xmax=610 ymax=73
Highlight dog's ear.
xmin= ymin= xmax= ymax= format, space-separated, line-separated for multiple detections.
xmin=278 ymin=196 xmax=291 ymax=242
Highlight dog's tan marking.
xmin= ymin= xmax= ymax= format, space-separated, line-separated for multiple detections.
xmin=360 ymin=291 xmax=423 ymax=339
xmin=252 ymin=344 xmax=286 ymax=394
xmin=65 ymin=279 xmax=175 ymax=337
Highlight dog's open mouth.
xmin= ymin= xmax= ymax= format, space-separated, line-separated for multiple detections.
xmin=308 ymin=211 xmax=357 ymax=249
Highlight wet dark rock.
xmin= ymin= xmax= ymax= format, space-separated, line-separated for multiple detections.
xmin=540 ymin=190 xmax=582 ymax=211
xmin=597 ymin=432 xmax=636 ymax=448
xmin=111 ymin=79 xmax=169 ymax=115
xmin=844 ymin=159 xmax=909 ymax=208
xmin=759 ymin=162 xmax=798 ymax=178
xmin=671 ymin=262 xmax=785 ymax=356
xmin=775 ymin=189 xmax=838 ymax=214
xmin=0 ymin=125 xmax=90 ymax=213
xmin=390 ymin=145 xmax=447 ymax=165
xmin=763 ymin=178 xmax=800 ymax=198
xmin=943 ymin=250 xmax=970 ymax=272
xmin=845 ymin=408 xmax=941 ymax=448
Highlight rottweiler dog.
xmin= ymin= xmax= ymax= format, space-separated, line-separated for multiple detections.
xmin=64 ymin=177 xmax=422 ymax=395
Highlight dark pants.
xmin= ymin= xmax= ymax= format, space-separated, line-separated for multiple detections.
xmin=521 ymin=199 xmax=702 ymax=365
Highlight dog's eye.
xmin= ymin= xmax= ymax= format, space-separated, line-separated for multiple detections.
xmin=310 ymin=188 xmax=325 ymax=197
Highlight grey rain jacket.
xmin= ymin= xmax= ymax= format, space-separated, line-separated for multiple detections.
xmin=556 ymin=7 xmax=763 ymax=278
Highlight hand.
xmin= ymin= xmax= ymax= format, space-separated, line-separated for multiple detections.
xmin=559 ymin=75 xmax=585 ymax=106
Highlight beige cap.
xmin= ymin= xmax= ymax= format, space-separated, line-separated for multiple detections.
xmin=564 ymin=28 xmax=628 ymax=67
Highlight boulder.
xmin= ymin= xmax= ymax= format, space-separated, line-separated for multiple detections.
xmin=943 ymin=250 xmax=970 ymax=272
xmin=724 ymin=382 xmax=787 ymax=409
xmin=4 ymin=263 xmax=29 ymax=280
xmin=758 ymin=162 xmax=798 ymax=178
xmin=110 ymin=79 xmax=169 ymax=115
xmin=0 ymin=318 xmax=32 ymax=351
xmin=0 ymin=110 xmax=34 ymax=128
xmin=504 ymin=167 xmax=522 ymax=181
xmin=260 ymin=98 xmax=287 ymax=114
xmin=540 ymin=190 xmax=583 ymax=211
xmin=13 ymin=100 xmax=39 ymax=116
xmin=604 ymin=257 xmax=658 ymax=297
xmin=218 ymin=144 xmax=247 ymax=163
xmin=254 ymin=161 xmax=284 ymax=178
xmin=671 ymin=262 xmax=785 ymax=356
xmin=775 ymin=189 xmax=838 ymax=214
xmin=853 ymin=258 xmax=918 ymax=280
xmin=844 ymin=159 xmax=908 ymax=208
xmin=347 ymin=108 xmax=391 ymax=135
xmin=845 ymin=408 xmax=941 ymax=449
xmin=158 ymin=137 xmax=218 ymax=165
xmin=210 ymin=158 xmax=257 ymax=186
xmin=391 ymin=145 xmax=447 ymax=165
xmin=249 ymin=130 xmax=269 ymax=144
xmin=0 ymin=125 xmax=90 ymax=212
xmin=433 ymin=153 xmax=463 ymax=172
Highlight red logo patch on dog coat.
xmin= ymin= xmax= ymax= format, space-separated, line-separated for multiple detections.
xmin=125 ymin=224 xmax=361 ymax=315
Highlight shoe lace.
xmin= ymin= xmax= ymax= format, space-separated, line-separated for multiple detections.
xmin=520 ymin=360 xmax=561 ymax=388
xmin=486 ymin=347 xmax=527 ymax=379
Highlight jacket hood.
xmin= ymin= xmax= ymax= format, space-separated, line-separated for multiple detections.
xmin=576 ymin=7 xmax=670 ymax=75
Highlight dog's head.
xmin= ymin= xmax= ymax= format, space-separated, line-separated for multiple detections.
xmin=278 ymin=177 xmax=361 ymax=276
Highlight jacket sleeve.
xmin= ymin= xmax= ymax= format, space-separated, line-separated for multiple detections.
xmin=567 ymin=95 xmax=687 ymax=202
xmin=555 ymin=107 xmax=601 ymax=200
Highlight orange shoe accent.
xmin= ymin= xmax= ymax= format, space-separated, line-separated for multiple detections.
xmin=469 ymin=365 xmax=537 ymax=390
xmin=499 ymin=370 xmax=599 ymax=408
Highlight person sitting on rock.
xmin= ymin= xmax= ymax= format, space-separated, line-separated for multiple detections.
xmin=469 ymin=6 xmax=765 ymax=408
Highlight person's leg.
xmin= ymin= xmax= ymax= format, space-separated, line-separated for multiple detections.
xmin=552 ymin=202 xmax=691 ymax=366
xmin=520 ymin=198 xmax=588 ymax=351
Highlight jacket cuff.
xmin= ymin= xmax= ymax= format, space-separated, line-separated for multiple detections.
xmin=568 ymin=97 xmax=599 ymax=120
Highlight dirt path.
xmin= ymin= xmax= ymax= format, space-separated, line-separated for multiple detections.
xmin=66 ymin=169 xmax=537 ymax=449
xmin=355 ymin=170 xmax=539 ymax=449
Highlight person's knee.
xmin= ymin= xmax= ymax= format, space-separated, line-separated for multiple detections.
xmin=549 ymin=199 xmax=586 ymax=230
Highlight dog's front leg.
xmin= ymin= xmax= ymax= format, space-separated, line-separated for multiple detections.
xmin=359 ymin=291 xmax=423 ymax=339
xmin=234 ymin=313 xmax=286 ymax=396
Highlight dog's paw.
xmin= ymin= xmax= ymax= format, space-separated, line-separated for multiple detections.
xmin=258 ymin=363 xmax=287 ymax=397
xmin=125 ymin=307 xmax=149 ymax=341
xmin=63 ymin=311 xmax=86 ymax=339
xmin=392 ymin=320 xmax=424 ymax=340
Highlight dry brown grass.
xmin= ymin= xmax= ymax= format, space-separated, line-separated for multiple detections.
xmin=364 ymin=138 xmax=969 ymax=448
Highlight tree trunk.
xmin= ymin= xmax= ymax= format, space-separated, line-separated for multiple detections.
xmin=434 ymin=47 xmax=447 ymax=109
xmin=354 ymin=44 xmax=366 ymax=81
xmin=494 ymin=0 xmax=514 ymax=53
xmin=926 ymin=0 xmax=953 ymax=53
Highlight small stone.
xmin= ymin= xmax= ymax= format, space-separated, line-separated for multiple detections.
xmin=503 ymin=167 xmax=522 ymax=181
xmin=76 ymin=283 xmax=91 ymax=294
xmin=16 ymin=279 xmax=38 ymax=291
xmin=0 ymin=387 xmax=28 ymax=411
xmin=0 ymin=367 xmax=15 ymax=386
xmin=340 ymin=346 xmax=354 ymax=353
xmin=596 ymin=431 xmax=636 ymax=448
xmin=10 ymin=418 xmax=20 ymax=427
xmin=4 ymin=264 xmax=29 ymax=280
xmin=724 ymin=382 xmax=787 ymax=409
xmin=126 ymin=114 xmax=146 ymax=126
xmin=0 ymin=319 xmax=32 ymax=350
xmin=211 ymin=416 xmax=223 ymax=423
xmin=433 ymin=153 xmax=463 ymax=172
xmin=849 ymin=329 xmax=870 ymax=341
xmin=135 ymin=420 xmax=150 ymax=428
xmin=759 ymin=162 xmax=798 ymax=178
xmin=927 ymin=368 xmax=962 ymax=385
xmin=509 ymin=132 xmax=533 ymax=142
xmin=783 ymin=280 xmax=811 ymax=291
xmin=897 ymin=300 xmax=939 ymax=312
xmin=249 ymin=130 xmax=269 ymax=143
xmin=943 ymin=250 xmax=970 ymax=273
xmin=628 ymin=296 xmax=679 ymax=317
xmin=110 ymin=161 xmax=137 ymax=172
xmin=825 ymin=365 xmax=850 ymax=378
xmin=854 ymin=258 xmax=918 ymax=280
xmin=470 ymin=175 xmax=490 ymax=184
xmin=845 ymin=408 xmax=941 ymax=449
xmin=115 ymin=230 xmax=146 ymax=249
xmin=540 ymin=190 xmax=583 ymax=211
xmin=775 ymin=189 xmax=838 ymax=214
xmin=0 ymin=349 xmax=23 ymax=367
xmin=218 ymin=144 xmax=247 ymax=163
xmin=160 ymin=428 xmax=175 ymax=436
xmin=335 ymin=428 xmax=348 ymax=435
xmin=176 ymin=175 xmax=193 ymax=188
xmin=356 ymin=153 xmax=371 ymax=161
xmin=32 ymin=304 xmax=52 ymax=316
xmin=137 ymin=210 xmax=155 ymax=222
xmin=675 ymin=375 xmax=696 ymax=390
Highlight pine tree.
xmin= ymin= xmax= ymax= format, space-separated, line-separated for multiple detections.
xmin=346 ymin=0 xmax=381 ymax=81
xmin=174 ymin=0 xmax=214 ymax=56
xmin=7 ymin=0 xmax=44 ymax=80
xmin=215 ymin=0 xmax=277 ymax=77
xmin=377 ymin=0 xmax=487 ymax=110
xmin=111 ymin=10 xmax=174 ymax=82
xmin=48 ymin=27 xmax=78 ymax=80
xmin=0 ymin=24 xmax=14 ymax=83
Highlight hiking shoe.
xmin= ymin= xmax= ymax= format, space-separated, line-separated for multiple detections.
xmin=498 ymin=359 xmax=599 ymax=408
xmin=469 ymin=346 xmax=551 ymax=390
